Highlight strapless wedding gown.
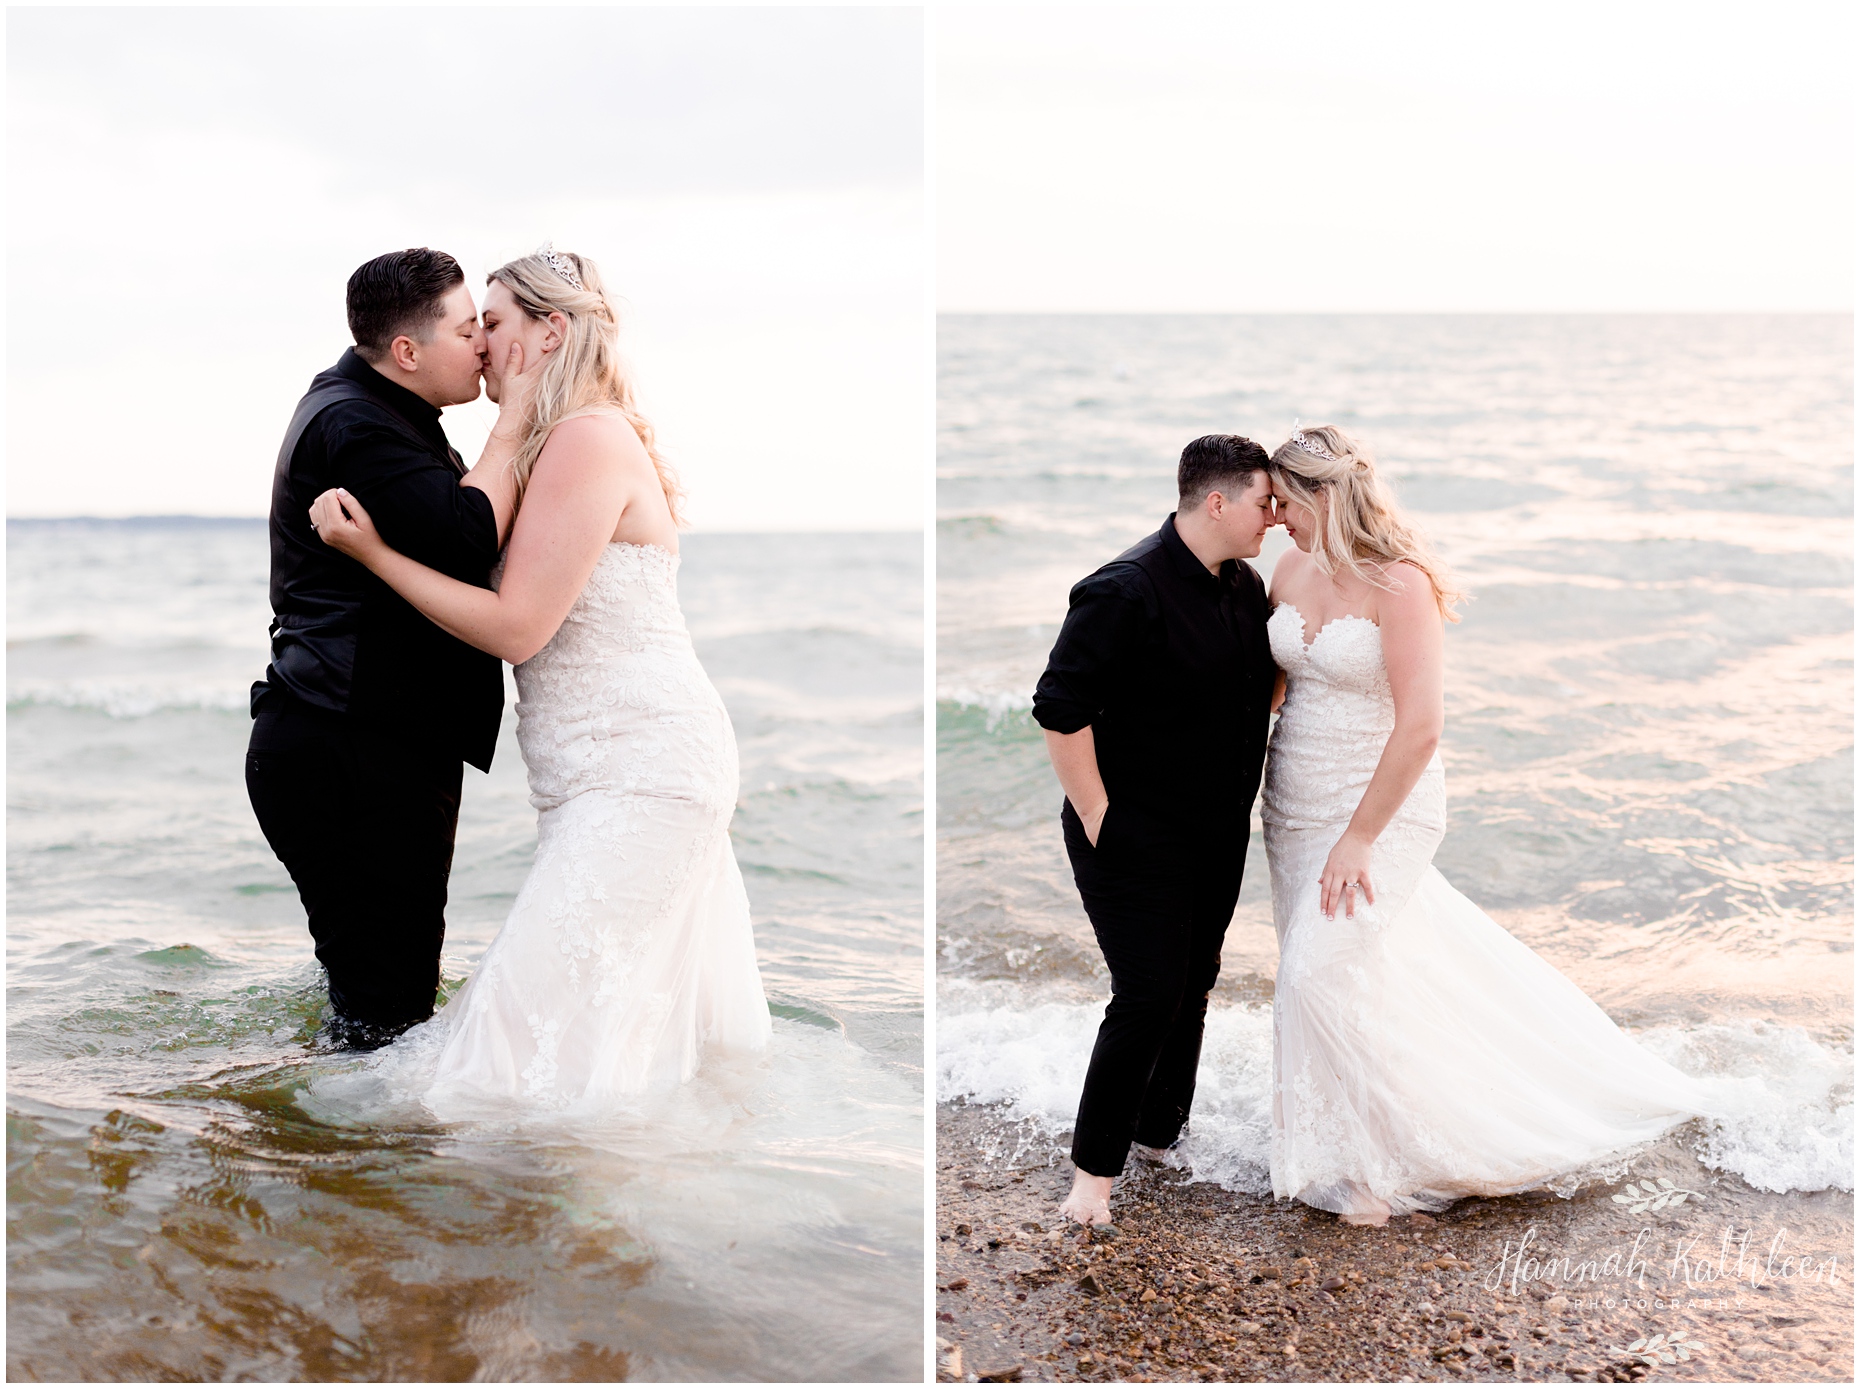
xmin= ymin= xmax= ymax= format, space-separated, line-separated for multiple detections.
xmin=398 ymin=541 xmax=771 ymax=1118
xmin=1260 ymin=603 xmax=1714 ymax=1217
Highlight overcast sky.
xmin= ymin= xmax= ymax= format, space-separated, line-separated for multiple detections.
xmin=938 ymin=3 xmax=1855 ymax=312
xmin=7 ymin=7 xmax=925 ymax=527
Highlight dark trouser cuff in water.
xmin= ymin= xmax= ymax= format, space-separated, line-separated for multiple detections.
xmin=321 ymin=1012 xmax=423 ymax=1052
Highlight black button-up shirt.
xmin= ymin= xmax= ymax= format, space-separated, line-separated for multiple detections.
xmin=1031 ymin=513 xmax=1275 ymax=850
xmin=257 ymin=348 xmax=504 ymax=770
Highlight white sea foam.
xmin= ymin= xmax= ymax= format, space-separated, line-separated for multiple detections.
xmin=7 ymin=678 xmax=253 ymax=717
xmin=938 ymin=685 xmax=1032 ymax=727
xmin=1640 ymin=1020 xmax=1855 ymax=1195
xmin=938 ymin=1000 xmax=1854 ymax=1197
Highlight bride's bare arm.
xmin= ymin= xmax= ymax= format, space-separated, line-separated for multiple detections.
xmin=1318 ymin=562 xmax=1444 ymax=917
xmin=461 ymin=430 xmax=522 ymax=548
xmin=309 ymin=416 xmax=636 ymax=664
xmin=460 ymin=342 xmax=537 ymax=548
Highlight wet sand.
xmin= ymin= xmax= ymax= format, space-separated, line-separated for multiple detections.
xmin=935 ymin=1103 xmax=1852 ymax=1384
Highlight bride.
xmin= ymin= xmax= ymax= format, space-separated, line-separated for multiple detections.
xmin=1262 ymin=423 xmax=1716 ymax=1224
xmin=309 ymin=246 xmax=771 ymax=1115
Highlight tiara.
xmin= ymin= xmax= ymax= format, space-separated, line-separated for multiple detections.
xmin=536 ymin=240 xmax=585 ymax=291
xmin=1287 ymin=421 xmax=1341 ymax=462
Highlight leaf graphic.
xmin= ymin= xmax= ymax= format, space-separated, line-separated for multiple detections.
xmin=1612 ymin=1193 xmax=1636 ymax=1203
xmin=1650 ymin=1195 xmax=1670 ymax=1210
xmin=1658 ymin=1177 xmax=1676 ymax=1188
xmin=1660 ymin=1352 xmax=1677 ymax=1364
xmin=1669 ymin=1192 xmax=1688 ymax=1206
xmin=1640 ymin=1179 xmax=1661 ymax=1193
xmin=1683 ymin=1341 xmax=1705 ymax=1351
xmin=1674 ymin=1346 xmax=1691 ymax=1361
xmin=1628 ymin=1338 xmax=1648 ymax=1352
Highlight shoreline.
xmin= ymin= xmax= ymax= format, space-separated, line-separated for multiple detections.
xmin=935 ymin=1101 xmax=1853 ymax=1384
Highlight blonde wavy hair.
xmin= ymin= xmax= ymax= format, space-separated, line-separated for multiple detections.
xmin=1270 ymin=424 xmax=1464 ymax=621
xmin=488 ymin=249 xmax=682 ymax=522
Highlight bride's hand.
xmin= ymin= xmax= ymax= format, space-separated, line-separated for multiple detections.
xmin=1320 ymin=832 xmax=1376 ymax=919
xmin=309 ymin=487 xmax=384 ymax=563
xmin=490 ymin=340 xmax=543 ymax=443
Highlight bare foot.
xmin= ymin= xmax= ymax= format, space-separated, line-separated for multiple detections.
xmin=1058 ymin=1169 xmax=1114 ymax=1226
xmin=1340 ymin=1195 xmax=1393 ymax=1227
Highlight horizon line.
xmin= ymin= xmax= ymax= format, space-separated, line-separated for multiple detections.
xmin=5 ymin=515 xmax=924 ymax=535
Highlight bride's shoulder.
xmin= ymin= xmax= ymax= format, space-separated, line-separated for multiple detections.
xmin=1374 ymin=561 xmax=1441 ymax=625
xmin=539 ymin=410 xmax=650 ymax=468
xmin=546 ymin=407 xmax=638 ymax=442
xmin=1377 ymin=559 xmax=1432 ymax=597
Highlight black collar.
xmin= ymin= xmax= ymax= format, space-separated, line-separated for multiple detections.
xmin=1160 ymin=512 xmax=1236 ymax=594
xmin=333 ymin=347 xmax=445 ymax=433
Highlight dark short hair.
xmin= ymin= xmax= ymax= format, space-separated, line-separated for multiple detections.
xmin=346 ymin=248 xmax=465 ymax=361
xmin=1178 ymin=434 xmax=1270 ymax=507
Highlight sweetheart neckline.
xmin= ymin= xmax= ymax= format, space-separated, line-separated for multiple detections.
xmin=603 ymin=539 xmax=678 ymax=561
xmin=1274 ymin=602 xmax=1379 ymax=653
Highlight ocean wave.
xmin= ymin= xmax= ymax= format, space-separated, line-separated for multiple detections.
xmin=7 ymin=681 xmax=252 ymax=718
xmin=936 ymin=514 xmax=1009 ymax=537
xmin=937 ymin=689 xmax=1033 ymax=731
xmin=937 ymin=1001 xmax=1853 ymax=1198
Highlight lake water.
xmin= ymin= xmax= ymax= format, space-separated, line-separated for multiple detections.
xmin=936 ymin=314 xmax=1852 ymax=1208
xmin=7 ymin=520 xmax=923 ymax=1381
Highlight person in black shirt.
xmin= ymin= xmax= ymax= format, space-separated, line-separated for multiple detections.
xmin=1031 ymin=434 xmax=1280 ymax=1226
xmin=246 ymin=248 xmax=507 ymax=1048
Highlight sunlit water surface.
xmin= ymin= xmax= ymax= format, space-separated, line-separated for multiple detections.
xmin=8 ymin=521 xmax=923 ymax=1381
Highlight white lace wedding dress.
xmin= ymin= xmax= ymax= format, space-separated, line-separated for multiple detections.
xmin=1260 ymin=604 xmax=1716 ymax=1217
xmin=383 ymin=541 xmax=772 ymax=1119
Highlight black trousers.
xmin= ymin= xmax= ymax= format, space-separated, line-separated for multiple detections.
xmin=1063 ymin=800 xmax=1245 ymax=1178
xmin=245 ymin=689 xmax=463 ymax=1044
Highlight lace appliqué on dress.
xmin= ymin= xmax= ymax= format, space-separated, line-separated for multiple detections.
xmin=1260 ymin=602 xmax=1715 ymax=1219
xmin=396 ymin=543 xmax=772 ymax=1117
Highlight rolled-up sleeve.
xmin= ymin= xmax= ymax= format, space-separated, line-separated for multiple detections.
xmin=328 ymin=416 xmax=499 ymax=581
xmin=1031 ymin=569 xmax=1148 ymax=734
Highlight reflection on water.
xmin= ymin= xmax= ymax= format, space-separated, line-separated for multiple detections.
xmin=11 ymin=1093 xmax=654 ymax=1381
xmin=10 ymin=1026 xmax=916 ymax=1381
xmin=8 ymin=523 xmax=923 ymax=1381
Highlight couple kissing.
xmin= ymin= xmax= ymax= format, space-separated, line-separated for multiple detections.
xmin=247 ymin=245 xmax=769 ymax=1116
